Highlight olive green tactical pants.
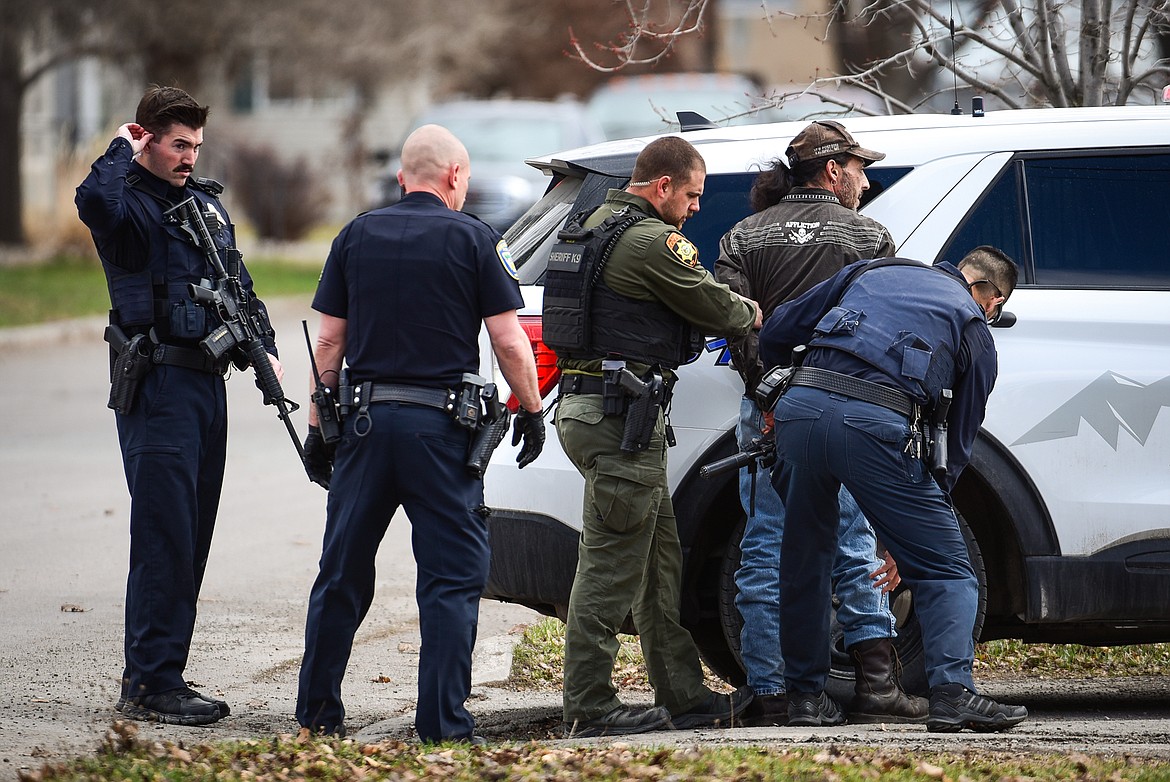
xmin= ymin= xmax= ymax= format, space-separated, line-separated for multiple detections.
xmin=555 ymin=393 xmax=709 ymax=722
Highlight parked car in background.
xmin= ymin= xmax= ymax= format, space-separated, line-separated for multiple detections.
xmin=370 ymin=98 xmax=604 ymax=232
xmin=478 ymin=105 xmax=1170 ymax=703
xmin=586 ymin=72 xmax=790 ymax=139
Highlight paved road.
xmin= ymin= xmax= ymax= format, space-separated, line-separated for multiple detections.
xmin=0 ymin=297 xmax=538 ymax=779
xmin=2 ymin=299 xmax=1168 ymax=780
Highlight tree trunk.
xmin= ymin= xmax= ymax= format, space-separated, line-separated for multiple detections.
xmin=0 ymin=39 xmax=25 ymax=245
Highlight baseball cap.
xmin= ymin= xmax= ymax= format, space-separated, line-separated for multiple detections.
xmin=786 ymin=120 xmax=886 ymax=167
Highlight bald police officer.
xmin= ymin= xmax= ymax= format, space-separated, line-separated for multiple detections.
xmin=296 ymin=124 xmax=544 ymax=743
xmin=546 ymin=136 xmax=761 ymax=738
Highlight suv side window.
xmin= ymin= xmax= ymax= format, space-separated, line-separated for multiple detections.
xmin=1025 ymin=153 xmax=1170 ymax=288
xmin=688 ymin=167 xmax=912 ymax=271
xmin=940 ymin=151 xmax=1170 ymax=287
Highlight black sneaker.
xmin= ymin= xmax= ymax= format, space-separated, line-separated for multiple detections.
xmin=184 ymin=686 xmax=230 ymax=717
xmin=563 ymin=705 xmax=672 ymax=738
xmin=740 ymin=692 xmax=789 ymax=727
xmin=927 ymin=683 xmax=1028 ymax=733
xmin=670 ymin=686 xmax=754 ymax=730
xmin=787 ymin=690 xmax=845 ymax=727
xmin=116 ymin=687 xmax=224 ymax=726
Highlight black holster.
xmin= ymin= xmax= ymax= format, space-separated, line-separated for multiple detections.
xmin=621 ymin=373 xmax=665 ymax=453
xmin=105 ymin=325 xmax=152 ymax=415
xmin=465 ymin=383 xmax=510 ymax=478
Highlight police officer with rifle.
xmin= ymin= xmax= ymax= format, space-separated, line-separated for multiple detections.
xmin=76 ymin=86 xmax=285 ymax=726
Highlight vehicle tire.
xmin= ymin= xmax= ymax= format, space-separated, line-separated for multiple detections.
xmin=712 ymin=507 xmax=986 ymax=701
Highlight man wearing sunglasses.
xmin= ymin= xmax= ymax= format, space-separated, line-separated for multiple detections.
xmin=757 ymin=245 xmax=1026 ymax=732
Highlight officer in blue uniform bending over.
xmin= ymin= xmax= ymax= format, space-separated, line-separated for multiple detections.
xmin=758 ymin=247 xmax=1030 ymax=732
xmin=76 ymin=85 xmax=282 ymax=725
xmin=296 ymin=124 xmax=545 ymax=743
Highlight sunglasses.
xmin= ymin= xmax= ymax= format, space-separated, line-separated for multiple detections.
xmin=967 ymin=279 xmax=1006 ymax=324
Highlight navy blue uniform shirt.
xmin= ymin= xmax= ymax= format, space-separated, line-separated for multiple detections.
xmin=313 ymin=191 xmax=525 ymax=388
xmin=76 ymin=137 xmax=273 ymax=351
xmin=759 ymin=259 xmax=997 ymax=493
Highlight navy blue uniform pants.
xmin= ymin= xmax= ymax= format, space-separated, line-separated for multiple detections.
xmin=771 ymin=387 xmax=979 ymax=695
xmin=115 ymin=365 xmax=227 ymax=698
xmin=297 ymin=403 xmax=488 ymax=743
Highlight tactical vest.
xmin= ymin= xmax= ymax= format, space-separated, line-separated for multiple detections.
xmin=105 ymin=176 xmax=232 ymax=341
xmin=809 ymin=260 xmax=986 ymax=404
xmin=543 ymin=206 xmax=699 ymax=368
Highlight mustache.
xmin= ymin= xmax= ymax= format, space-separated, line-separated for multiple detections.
xmin=173 ymin=165 xmax=194 ymax=173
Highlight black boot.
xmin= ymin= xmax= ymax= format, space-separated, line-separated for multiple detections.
xmin=847 ymin=638 xmax=928 ymax=723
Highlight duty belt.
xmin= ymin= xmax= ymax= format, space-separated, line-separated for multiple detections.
xmin=151 ymin=343 xmax=224 ymax=375
xmin=789 ymin=367 xmax=916 ymax=418
xmin=558 ymin=374 xmax=606 ymax=396
xmin=358 ymin=383 xmax=456 ymax=412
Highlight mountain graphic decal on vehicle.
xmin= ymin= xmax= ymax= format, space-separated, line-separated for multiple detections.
xmin=1013 ymin=372 xmax=1170 ymax=449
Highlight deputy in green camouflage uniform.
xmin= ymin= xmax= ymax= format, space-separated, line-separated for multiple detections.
xmin=552 ymin=137 xmax=761 ymax=738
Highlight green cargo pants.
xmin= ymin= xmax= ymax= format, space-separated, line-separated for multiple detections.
xmin=554 ymin=392 xmax=710 ymax=722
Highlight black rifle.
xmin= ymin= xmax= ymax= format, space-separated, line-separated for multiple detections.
xmin=699 ymin=437 xmax=776 ymax=516
xmin=163 ymin=196 xmax=305 ymax=469
xmin=302 ymin=320 xmax=341 ymax=445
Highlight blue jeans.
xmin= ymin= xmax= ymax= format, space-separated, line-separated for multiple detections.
xmin=734 ymin=397 xmax=894 ymax=696
xmin=772 ymin=387 xmax=978 ymax=693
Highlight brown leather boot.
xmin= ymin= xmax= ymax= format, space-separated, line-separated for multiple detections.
xmin=847 ymin=638 xmax=929 ymax=723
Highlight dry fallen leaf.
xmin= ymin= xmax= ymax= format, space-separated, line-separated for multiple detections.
xmin=916 ymin=760 xmax=945 ymax=779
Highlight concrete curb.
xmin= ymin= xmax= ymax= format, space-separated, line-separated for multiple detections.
xmin=0 ymin=316 xmax=107 ymax=352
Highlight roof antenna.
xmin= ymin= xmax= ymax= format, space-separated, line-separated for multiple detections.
xmin=950 ymin=0 xmax=962 ymax=114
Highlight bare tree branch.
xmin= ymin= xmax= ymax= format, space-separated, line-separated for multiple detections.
xmin=568 ymin=0 xmax=709 ymax=72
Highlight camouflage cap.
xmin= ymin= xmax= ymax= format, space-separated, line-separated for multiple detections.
xmin=786 ymin=120 xmax=886 ymax=167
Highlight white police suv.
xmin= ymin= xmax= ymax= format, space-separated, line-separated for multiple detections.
xmin=480 ymin=106 xmax=1170 ymax=698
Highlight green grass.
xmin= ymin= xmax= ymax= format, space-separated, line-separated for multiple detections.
xmin=27 ymin=729 xmax=1170 ymax=781
xmin=976 ymin=638 xmax=1170 ymax=677
xmin=0 ymin=255 xmax=322 ymax=328
xmin=511 ymin=617 xmax=1170 ymax=691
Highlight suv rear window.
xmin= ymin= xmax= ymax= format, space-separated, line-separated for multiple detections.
xmin=507 ymin=165 xmax=912 ymax=279
xmin=940 ymin=151 xmax=1170 ymax=288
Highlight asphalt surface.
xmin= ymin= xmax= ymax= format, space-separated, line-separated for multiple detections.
xmin=2 ymin=297 xmax=1168 ymax=780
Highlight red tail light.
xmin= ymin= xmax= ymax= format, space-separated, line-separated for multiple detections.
xmin=508 ymin=315 xmax=561 ymax=411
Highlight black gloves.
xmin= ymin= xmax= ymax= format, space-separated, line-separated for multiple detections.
xmin=304 ymin=424 xmax=336 ymax=489
xmin=511 ymin=408 xmax=545 ymax=469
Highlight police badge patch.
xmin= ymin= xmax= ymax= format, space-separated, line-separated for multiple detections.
xmin=497 ymin=239 xmax=518 ymax=280
xmin=665 ymin=232 xmax=699 ymax=267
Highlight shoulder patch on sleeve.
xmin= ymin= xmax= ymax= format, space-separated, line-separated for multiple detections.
xmin=664 ymin=232 xmax=699 ymax=268
xmin=496 ymin=239 xmax=518 ymax=280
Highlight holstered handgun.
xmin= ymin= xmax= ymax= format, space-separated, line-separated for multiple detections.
xmin=465 ymin=383 xmax=511 ymax=478
xmin=927 ymin=388 xmax=953 ymax=481
xmin=621 ymin=372 xmax=665 ymax=453
xmin=104 ymin=324 xmax=152 ymax=415
xmin=753 ymin=345 xmax=806 ymax=412
xmin=601 ymin=358 xmax=665 ymax=453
